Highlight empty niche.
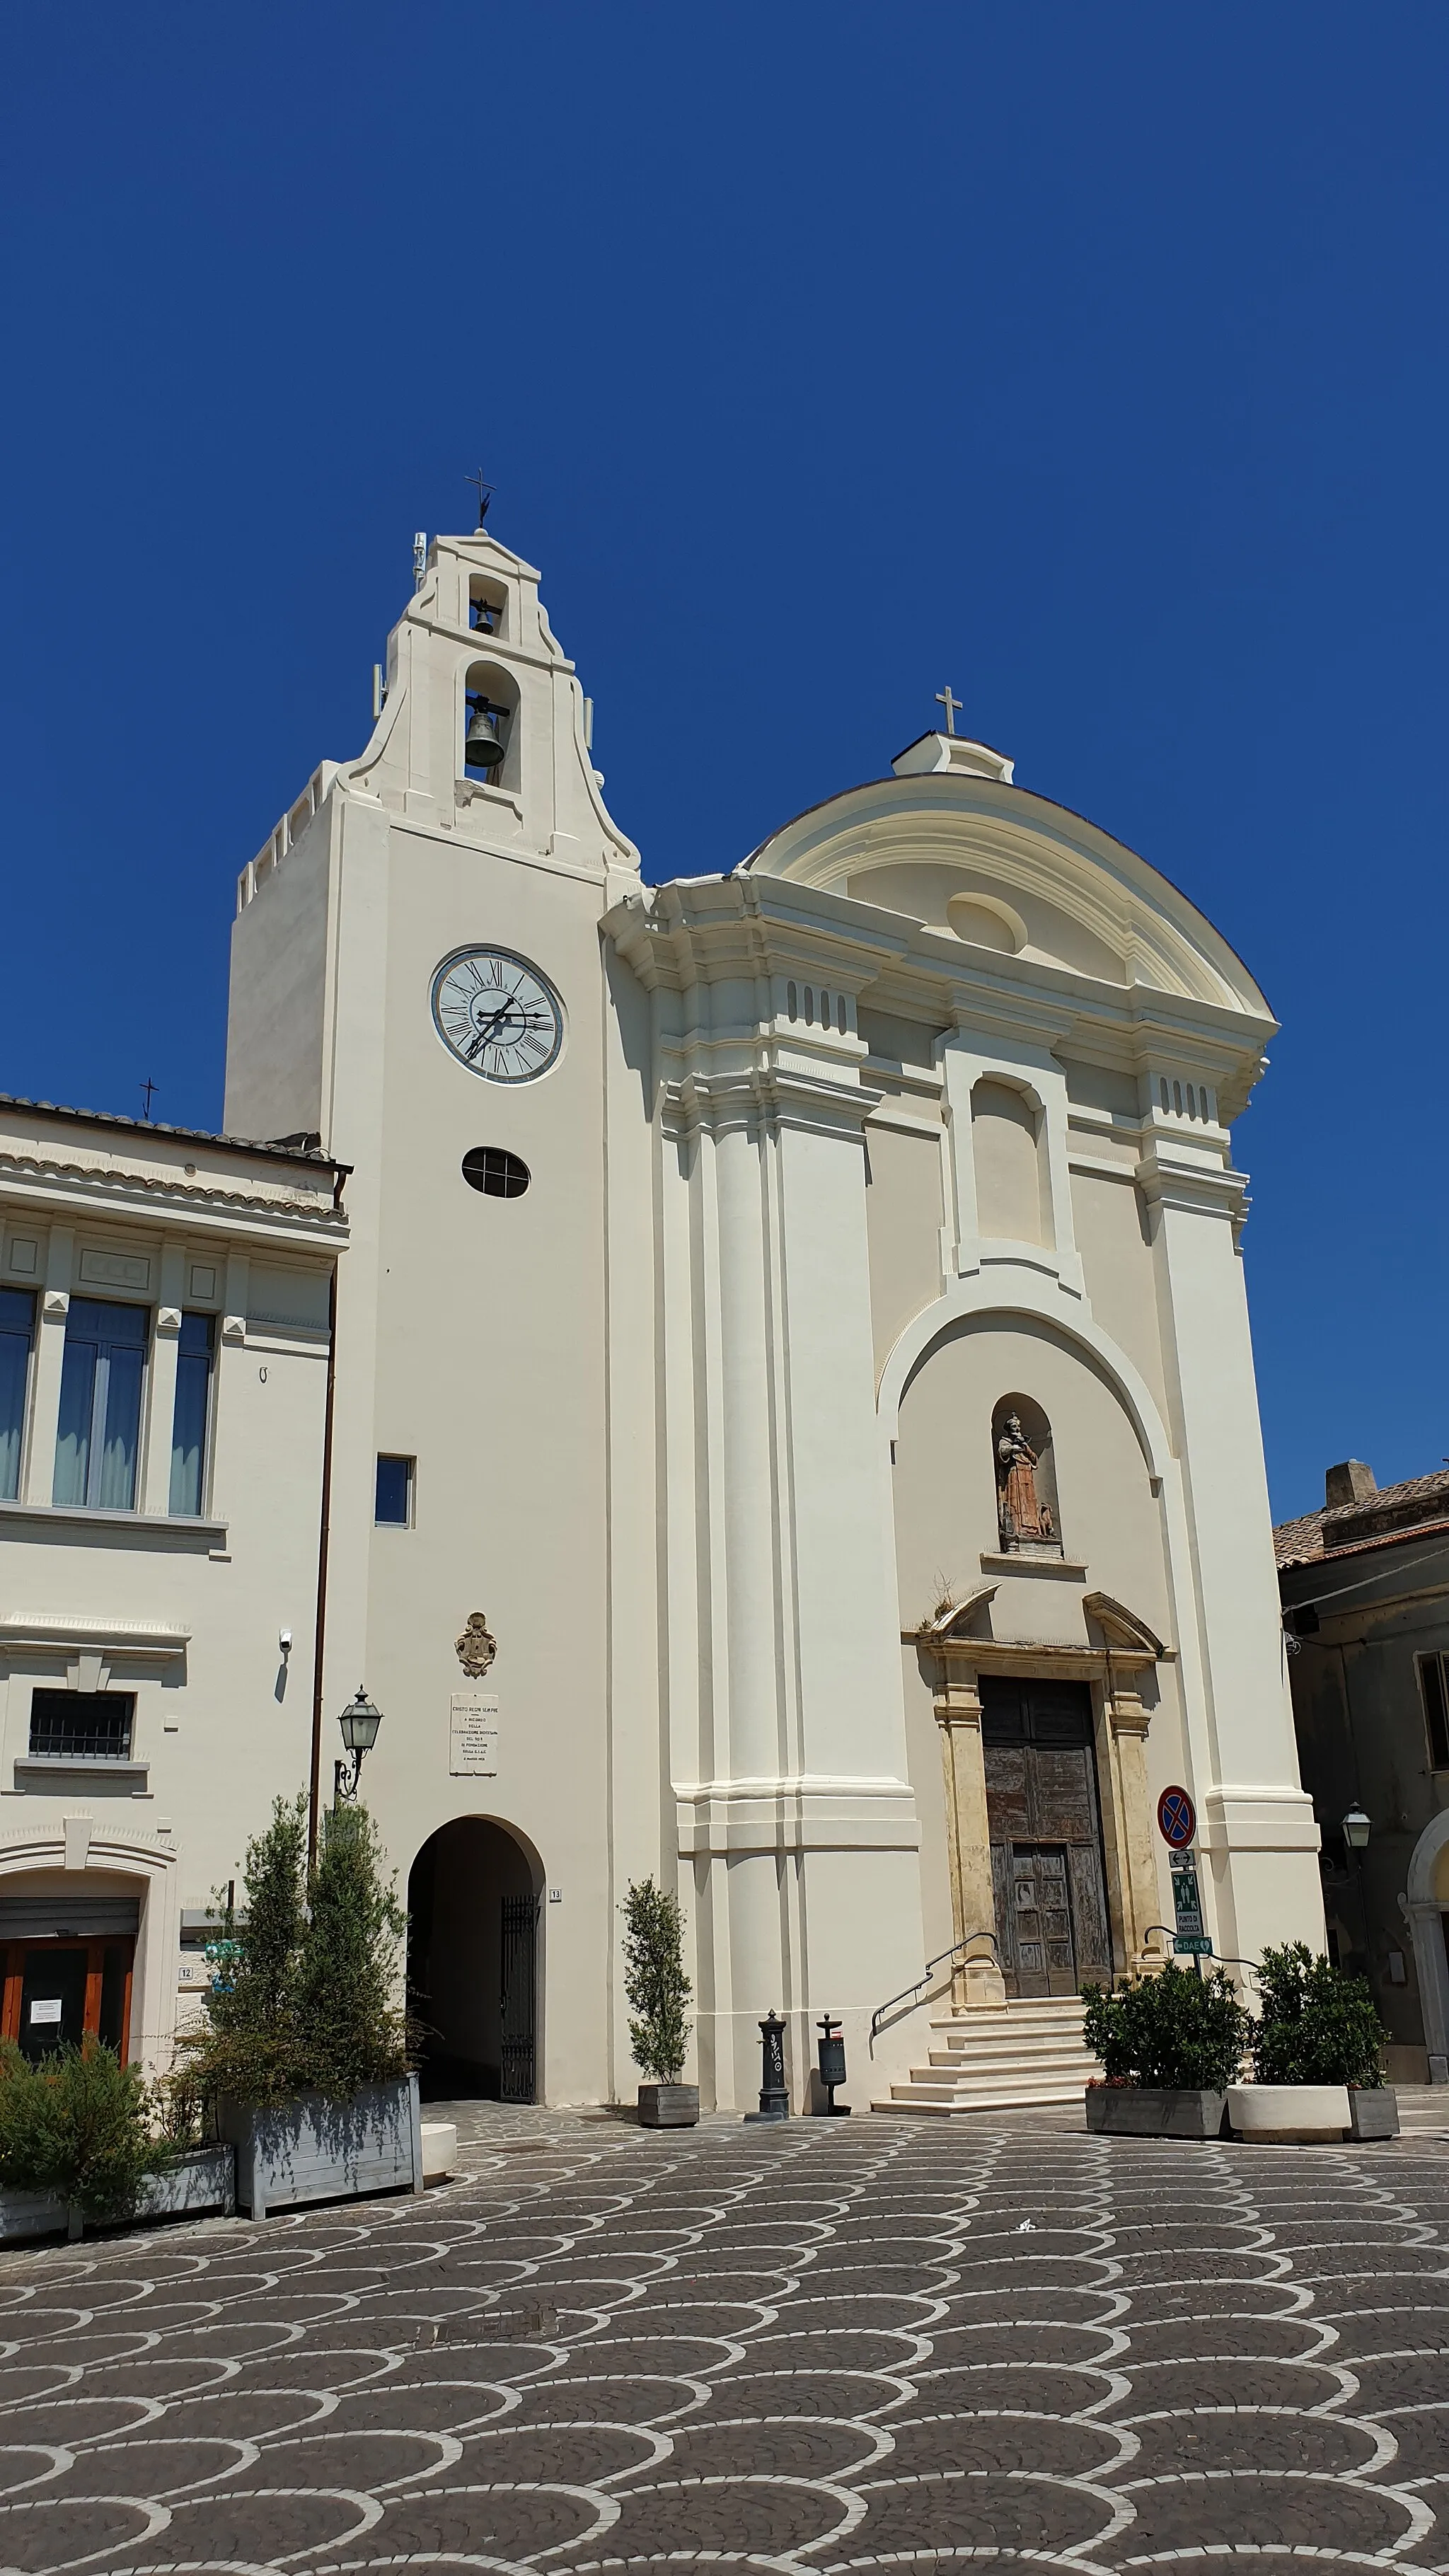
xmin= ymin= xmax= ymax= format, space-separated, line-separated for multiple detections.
xmin=947 ymin=892 xmax=1020 ymax=953
xmin=993 ymin=1394 xmax=1063 ymax=1555
xmin=971 ymin=1078 xmax=1051 ymax=1247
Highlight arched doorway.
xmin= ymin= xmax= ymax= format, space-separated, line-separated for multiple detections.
xmin=408 ymin=1818 xmax=541 ymax=2103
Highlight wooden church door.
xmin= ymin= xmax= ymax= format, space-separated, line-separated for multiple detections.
xmin=981 ymin=1675 xmax=1113 ymax=1997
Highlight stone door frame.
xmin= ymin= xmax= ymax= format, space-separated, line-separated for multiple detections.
xmin=915 ymin=1588 xmax=1171 ymax=2009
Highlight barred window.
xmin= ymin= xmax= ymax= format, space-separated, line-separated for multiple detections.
xmin=28 ymin=1691 xmax=134 ymax=1762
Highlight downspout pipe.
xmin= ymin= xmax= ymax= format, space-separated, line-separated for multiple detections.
xmin=308 ymin=1162 xmax=350 ymax=1869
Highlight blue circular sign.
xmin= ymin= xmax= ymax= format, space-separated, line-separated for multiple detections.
xmin=1158 ymin=1786 xmax=1196 ymax=1849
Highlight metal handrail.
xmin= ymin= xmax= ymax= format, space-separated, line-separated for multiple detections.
xmin=870 ymin=1931 xmax=1000 ymax=2045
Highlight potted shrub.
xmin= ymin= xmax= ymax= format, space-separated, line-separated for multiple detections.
xmin=623 ymin=1876 xmax=698 ymax=2127
xmin=181 ymin=1795 xmax=423 ymax=2216
xmin=1230 ymin=1942 xmax=1395 ymax=2142
xmin=0 ymin=2040 xmax=232 ymax=2243
xmin=1081 ymin=1963 xmax=1249 ymax=2137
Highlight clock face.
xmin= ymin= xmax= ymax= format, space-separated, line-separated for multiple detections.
xmin=431 ymin=947 xmax=564 ymax=1083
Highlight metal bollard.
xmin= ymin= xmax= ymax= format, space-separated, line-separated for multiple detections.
xmin=743 ymin=2009 xmax=790 ymax=2122
xmin=814 ymin=2012 xmax=850 ymax=2115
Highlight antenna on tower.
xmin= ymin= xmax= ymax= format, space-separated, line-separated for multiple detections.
xmin=465 ymin=466 xmax=494 ymax=527
xmin=412 ymin=531 xmax=427 ymax=591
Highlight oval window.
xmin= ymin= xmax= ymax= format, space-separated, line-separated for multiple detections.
xmin=461 ymin=1147 xmax=531 ymax=1199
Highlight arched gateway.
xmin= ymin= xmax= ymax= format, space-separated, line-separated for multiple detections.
xmin=407 ymin=1819 xmax=541 ymax=2103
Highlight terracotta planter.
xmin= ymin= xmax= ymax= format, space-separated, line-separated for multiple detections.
xmin=1348 ymin=2086 xmax=1399 ymax=2140
xmin=1085 ymin=2086 xmax=1227 ymax=2139
xmin=217 ymin=2075 xmax=424 ymax=2217
xmin=637 ymin=2084 xmax=699 ymax=2128
xmin=1227 ymin=2084 xmax=1349 ymax=2142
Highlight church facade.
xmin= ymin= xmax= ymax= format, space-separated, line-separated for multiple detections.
xmin=0 ymin=520 xmax=1323 ymax=2106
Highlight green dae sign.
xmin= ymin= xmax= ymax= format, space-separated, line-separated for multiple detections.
xmin=1170 ymin=1851 xmax=1212 ymax=1956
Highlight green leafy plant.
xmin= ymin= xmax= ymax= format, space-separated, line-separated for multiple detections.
xmin=178 ymin=1792 xmax=411 ymax=2109
xmin=0 ymin=2040 xmax=170 ymax=2222
xmin=293 ymin=1802 xmax=409 ymax=2095
xmin=1081 ymin=1963 xmax=1250 ymax=2093
xmin=622 ymin=1877 xmax=693 ymax=2085
xmin=1252 ymin=1941 xmax=1385 ymax=2088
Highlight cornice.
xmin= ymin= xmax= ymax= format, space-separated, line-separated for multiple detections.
xmin=0 ymin=1153 xmax=349 ymax=1244
xmin=1136 ymin=1148 xmax=1248 ymax=1217
xmin=662 ymin=1060 xmax=882 ymax=1141
xmin=604 ymin=882 xmax=1274 ymax=1123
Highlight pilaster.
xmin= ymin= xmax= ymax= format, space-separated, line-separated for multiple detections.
xmin=21 ymin=1227 xmax=71 ymax=1506
xmin=930 ymin=1667 xmax=1006 ymax=2007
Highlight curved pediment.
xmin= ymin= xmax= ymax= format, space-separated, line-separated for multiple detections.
xmin=739 ymin=770 xmax=1269 ymax=1015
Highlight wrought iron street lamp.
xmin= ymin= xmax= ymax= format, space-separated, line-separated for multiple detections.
xmin=1342 ymin=1805 xmax=1371 ymax=1853
xmin=335 ymin=1686 xmax=383 ymax=1803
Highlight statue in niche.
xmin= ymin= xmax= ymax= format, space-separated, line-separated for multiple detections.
xmin=996 ymin=1413 xmax=1055 ymax=1549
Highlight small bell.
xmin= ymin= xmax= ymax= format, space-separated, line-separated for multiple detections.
xmin=464 ymin=700 xmax=505 ymax=771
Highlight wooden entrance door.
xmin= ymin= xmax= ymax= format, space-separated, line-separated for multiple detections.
xmin=0 ymin=1938 xmax=134 ymax=2062
xmin=981 ymin=1676 xmax=1112 ymax=1997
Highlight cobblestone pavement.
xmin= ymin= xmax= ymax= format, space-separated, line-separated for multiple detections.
xmin=2 ymin=2102 xmax=1449 ymax=2575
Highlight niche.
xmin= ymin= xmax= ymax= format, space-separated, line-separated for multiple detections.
xmin=947 ymin=892 xmax=1020 ymax=952
xmin=468 ymin=578 xmax=507 ymax=639
xmin=971 ymin=1078 xmax=1051 ymax=1246
xmin=462 ymin=660 xmax=521 ymax=792
xmin=992 ymin=1394 xmax=1062 ymax=1555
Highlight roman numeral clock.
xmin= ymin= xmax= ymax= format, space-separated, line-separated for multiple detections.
xmin=431 ymin=947 xmax=564 ymax=1083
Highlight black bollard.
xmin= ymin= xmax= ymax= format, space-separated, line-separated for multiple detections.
xmin=814 ymin=2012 xmax=850 ymax=2115
xmin=743 ymin=2009 xmax=790 ymax=2122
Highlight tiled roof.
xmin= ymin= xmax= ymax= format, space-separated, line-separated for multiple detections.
xmin=0 ymin=1092 xmax=342 ymax=1169
xmin=1274 ymin=1467 xmax=1449 ymax=1569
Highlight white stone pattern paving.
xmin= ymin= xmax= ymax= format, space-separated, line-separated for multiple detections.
xmin=0 ymin=2101 xmax=1448 ymax=2575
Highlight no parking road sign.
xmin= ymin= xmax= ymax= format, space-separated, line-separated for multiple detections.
xmin=1158 ymin=1785 xmax=1196 ymax=1849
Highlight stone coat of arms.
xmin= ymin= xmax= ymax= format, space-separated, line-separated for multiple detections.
xmin=455 ymin=1611 xmax=497 ymax=1678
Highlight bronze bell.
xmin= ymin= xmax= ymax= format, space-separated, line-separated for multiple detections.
xmin=465 ymin=701 xmax=505 ymax=770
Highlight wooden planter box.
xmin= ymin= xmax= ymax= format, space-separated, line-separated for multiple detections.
xmin=134 ymin=2144 xmax=236 ymax=2219
xmin=1085 ymin=2086 xmax=1228 ymax=2139
xmin=1227 ymin=2084 xmax=1350 ymax=2142
xmin=637 ymin=2084 xmax=699 ymax=2128
xmin=217 ymin=2075 xmax=424 ymax=2217
xmin=0 ymin=2144 xmax=236 ymax=2246
xmin=1349 ymin=2086 xmax=1399 ymax=2140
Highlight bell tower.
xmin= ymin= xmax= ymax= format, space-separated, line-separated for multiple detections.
xmin=219 ymin=523 xmax=654 ymax=2112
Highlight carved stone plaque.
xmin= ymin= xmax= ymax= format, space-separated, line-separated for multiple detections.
xmin=449 ymin=1690 xmax=499 ymax=1776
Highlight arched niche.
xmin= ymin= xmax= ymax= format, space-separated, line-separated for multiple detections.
xmin=462 ymin=658 xmax=521 ymax=792
xmin=468 ymin=575 xmax=508 ymax=640
xmin=947 ymin=891 xmax=1023 ymax=952
xmin=992 ymin=1392 xmax=1062 ymax=1554
xmin=971 ymin=1076 xmax=1051 ymax=1247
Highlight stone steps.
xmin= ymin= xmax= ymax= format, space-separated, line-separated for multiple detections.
xmin=873 ymin=1997 xmax=1099 ymax=2117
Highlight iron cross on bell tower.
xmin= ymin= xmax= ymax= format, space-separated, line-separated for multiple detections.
xmin=935 ymin=684 xmax=962 ymax=737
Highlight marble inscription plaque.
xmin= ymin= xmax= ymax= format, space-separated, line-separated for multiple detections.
xmin=449 ymin=1690 xmax=499 ymax=1776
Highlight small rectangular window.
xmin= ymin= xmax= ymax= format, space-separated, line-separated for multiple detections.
xmin=0 ymin=1286 xmax=35 ymax=1502
xmin=53 ymin=1297 xmax=149 ymax=1511
xmin=375 ymin=1455 xmax=413 ymax=1527
xmin=28 ymin=1690 xmax=134 ymax=1762
xmin=170 ymin=1310 xmax=214 ymax=1515
xmin=1419 ymin=1653 xmax=1449 ymax=1771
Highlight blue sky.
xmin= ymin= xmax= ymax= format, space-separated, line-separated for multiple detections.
xmin=2 ymin=4 xmax=1444 ymax=1523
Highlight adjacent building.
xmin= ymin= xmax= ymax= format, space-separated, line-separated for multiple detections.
xmin=0 ymin=517 xmax=1324 ymax=2108
xmin=1278 ymin=1460 xmax=1449 ymax=2083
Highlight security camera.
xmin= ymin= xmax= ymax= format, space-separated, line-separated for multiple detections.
xmin=279 ymin=1629 xmax=293 ymax=1657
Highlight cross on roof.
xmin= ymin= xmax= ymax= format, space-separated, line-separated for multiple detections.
xmin=935 ymin=684 xmax=962 ymax=737
xmin=465 ymin=466 xmax=494 ymax=526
